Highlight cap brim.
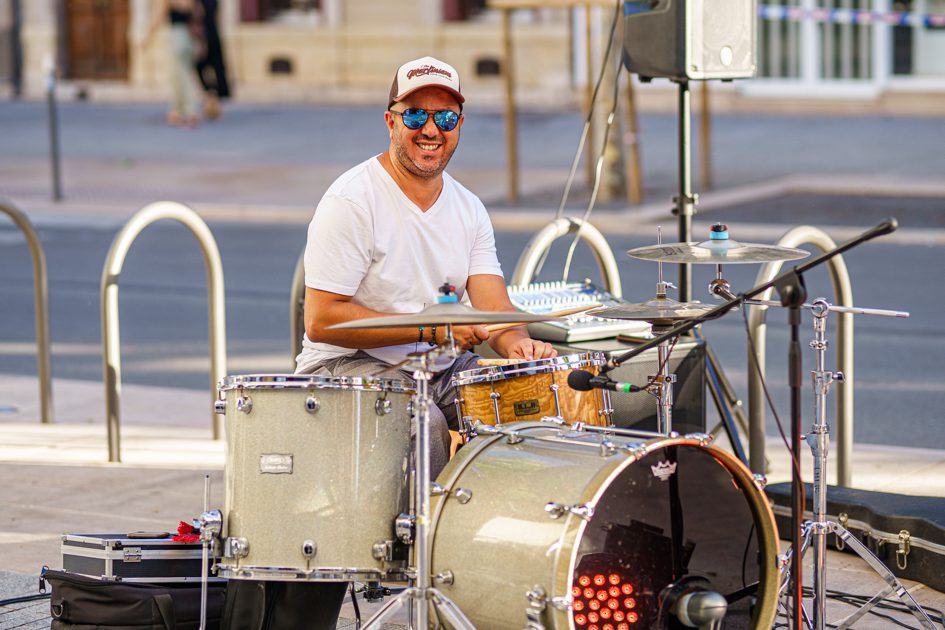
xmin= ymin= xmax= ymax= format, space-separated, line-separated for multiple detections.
xmin=391 ymin=85 xmax=465 ymax=107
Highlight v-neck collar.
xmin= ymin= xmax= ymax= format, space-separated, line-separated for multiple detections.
xmin=372 ymin=155 xmax=446 ymax=219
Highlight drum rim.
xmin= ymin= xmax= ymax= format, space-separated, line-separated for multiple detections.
xmin=218 ymin=373 xmax=415 ymax=394
xmin=451 ymin=352 xmax=607 ymax=386
xmin=431 ymin=423 xmax=780 ymax=630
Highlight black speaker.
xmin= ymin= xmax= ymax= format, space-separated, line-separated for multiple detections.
xmin=623 ymin=0 xmax=757 ymax=81
xmin=550 ymin=337 xmax=706 ymax=435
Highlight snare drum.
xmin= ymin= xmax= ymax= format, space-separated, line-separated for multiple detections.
xmin=216 ymin=374 xmax=414 ymax=582
xmin=452 ymin=352 xmax=611 ymax=428
xmin=430 ymin=422 xmax=779 ymax=629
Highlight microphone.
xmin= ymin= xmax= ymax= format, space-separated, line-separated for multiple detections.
xmin=675 ymin=591 xmax=727 ymax=629
xmin=567 ymin=369 xmax=642 ymax=393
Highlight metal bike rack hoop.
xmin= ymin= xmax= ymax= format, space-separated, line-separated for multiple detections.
xmin=510 ymin=217 xmax=622 ymax=296
xmin=1 ymin=197 xmax=54 ymax=424
xmin=101 ymin=202 xmax=227 ymax=463
xmin=747 ymin=225 xmax=854 ymax=487
xmin=290 ymin=251 xmax=305 ymax=366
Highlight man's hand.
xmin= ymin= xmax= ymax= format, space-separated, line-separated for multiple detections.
xmin=506 ymin=337 xmax=557 ymax=361
xmin=448 ymin=325 xmax=490 ymax=352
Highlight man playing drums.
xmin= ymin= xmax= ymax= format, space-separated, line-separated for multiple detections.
xmin=295 ymin=56 xmax=556 ymax=477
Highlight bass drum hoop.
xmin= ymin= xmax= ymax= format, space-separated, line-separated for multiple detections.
xmin=430 ymin=423 xmax=779 ymax=629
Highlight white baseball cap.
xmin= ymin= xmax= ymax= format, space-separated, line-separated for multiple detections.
xmin=388 ymin=56 xmax=464 ymax=110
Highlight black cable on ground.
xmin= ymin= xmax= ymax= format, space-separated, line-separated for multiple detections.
xmin=0 ymin=592 xmax=51 ymax=607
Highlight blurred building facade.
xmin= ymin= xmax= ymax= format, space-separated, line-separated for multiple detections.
xmin=1 ymin=0 xmax=944 ymax=112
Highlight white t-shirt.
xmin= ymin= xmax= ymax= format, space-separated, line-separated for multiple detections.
xmin=295 ymin=156 xmax=504 ymax=373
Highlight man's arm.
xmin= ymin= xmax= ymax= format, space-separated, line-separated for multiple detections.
xmin=304 ymin=287 xmax=490 ymax=350
xmin=466 ymin=274 xmax=557 ymax=360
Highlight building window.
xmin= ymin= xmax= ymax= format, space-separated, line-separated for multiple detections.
xmin=241 ymin=0 xmax=321 ymax=22
xmin=443 ymin=0 xmax=489 ymax=22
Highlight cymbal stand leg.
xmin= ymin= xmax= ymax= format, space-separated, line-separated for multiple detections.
xmin=805 ymin=301 xmax=934 ymax=630
xmin=361 ymin=327 xmax=476 ymax=630
xmin=651 ymin=324 xmax=675 ymax=435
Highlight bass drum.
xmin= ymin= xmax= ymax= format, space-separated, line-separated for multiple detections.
xmin=430 ymin=422 xmax=779 ymax=629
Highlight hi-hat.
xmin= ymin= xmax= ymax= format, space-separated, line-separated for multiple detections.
xmin=628 ymin=224 xmax=809 ymax=264
xmin=589 ymin=297 xmax=715 ymax=325
xmin=328 ymin=302 xmax=558 ymax=329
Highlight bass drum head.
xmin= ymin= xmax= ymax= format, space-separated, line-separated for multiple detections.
xmin=430 ymin=426 xmax=777 ymax=629
xmin=574 ymin=440 xmax=778 ymax=629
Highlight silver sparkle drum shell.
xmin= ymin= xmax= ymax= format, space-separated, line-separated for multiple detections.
xmin=217 ymin=374 xmax=413 ymax=581
xmin=429 ymin=423 xmax=779 ymax=629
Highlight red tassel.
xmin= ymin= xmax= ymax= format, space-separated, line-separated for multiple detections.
xmin=172 ymin=520 xmax=201 ymax=543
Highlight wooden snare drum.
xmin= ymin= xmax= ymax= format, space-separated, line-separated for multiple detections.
xmin=452 ymin=352 xmax=612 ymax=428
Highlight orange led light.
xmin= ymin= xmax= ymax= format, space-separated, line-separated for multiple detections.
xmin=594 ymin=574 xmax=606 ymax=586
xmin=573 ymin=586 xmax=582 ymax=597
xmin=587 ymin=612 xmax=599 ymax=623
xmin=624 ymin=598 xmax=636 ymax=609
xmin=574 ymin=600 xmax=585 ymax=612
xmin=584 ymin=588 xmax=595 ymax=599
xmin=608 ymin=573 xmax=621 ymax=585
xmin=602 ymin=624 xmax=614 ymax=630
xmin=589 ymin=599 xmax=601 ymax=611
xmin=588 ymin=625 xmax=600 ymax=630
xmin=574 ymin=613 xmax=587 ymax=625
xmin=617 ymin=624 xmax=630 ymax=630
xmin=627 ymin=612 xmax=639 ymax=623
xmin=607 ymin=598 xmax=620 ymax=610
xmin=613 ymin=610 xmax=625 ymax=622
xmin=599 ymin=608 xmax=612 ymax=619
xmin=621 ymin=583 xmax=634 ymax=595
xmin=579 ymin=575 xmax=592 ymax=587
xmin=609 ymin=586 xmax=621 ymax=598
xmin=597 ymin=590 xmax=609 ymax=601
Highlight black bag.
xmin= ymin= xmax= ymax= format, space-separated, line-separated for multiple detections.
xmin=220 ymin=580 xmax=348 ymax=630
xmin=44 ymin=568 xmax=225 ymax=630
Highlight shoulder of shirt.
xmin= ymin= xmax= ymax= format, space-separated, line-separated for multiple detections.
xmin=318 ymin=157 xmax=381 ymax=213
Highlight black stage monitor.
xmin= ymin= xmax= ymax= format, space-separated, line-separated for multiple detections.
xmin=623 ymin=0 xmax=757 ymax=81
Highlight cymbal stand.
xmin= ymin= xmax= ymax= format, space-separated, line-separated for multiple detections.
xmin=361 ymin=325 xmax=476 ymax=630
xmin=776 ymin=298 xmax=932 ymax=630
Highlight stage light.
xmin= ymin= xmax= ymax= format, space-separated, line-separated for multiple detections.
xmin=573 ymin=565 xmax=640 ymax=626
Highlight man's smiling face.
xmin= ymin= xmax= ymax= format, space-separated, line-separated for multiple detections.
xmin=386 ymin=86 xmax=464 ymax=180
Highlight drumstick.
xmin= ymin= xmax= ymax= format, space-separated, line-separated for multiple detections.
xmin=484 ymin=303 xmax=603 ymax=334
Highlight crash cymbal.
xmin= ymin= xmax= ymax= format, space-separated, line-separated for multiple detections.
xmin=589 ymin=297 xmax=715 ymax=324
xmin=328 ymin=301 xmax=559 ymax=330
xmin=628 ymin=224 xmax=809 ymax=264
xmin=628 ymin=240 xmax=808 ymax=264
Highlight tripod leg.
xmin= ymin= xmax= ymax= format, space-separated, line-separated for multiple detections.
xmin=359 ymin=588 xmax=416 ymax=630
xmin=430 ymin=588 xmax=478 ymax=630
xmin=694 ymin=330 xmax=751 ymax=466
xmin=827 ymin=523 xmax=936 ymax=630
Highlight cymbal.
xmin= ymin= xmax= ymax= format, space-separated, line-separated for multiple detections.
xmin=627 ymin=239 xmax=808 ymax=264
xmin=328 ymin=302 xmax=559 ymax=330
xmin=589 ymin=297 xmax=715 ymax=324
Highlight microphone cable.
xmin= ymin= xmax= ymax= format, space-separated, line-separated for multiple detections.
xmin=739 ymin=301 xmax=806 ymax=525
xmin=532 ymin=0 xmax=623 ymax=280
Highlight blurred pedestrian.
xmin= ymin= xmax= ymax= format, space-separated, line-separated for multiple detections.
xmin=194 ymin=0 xmax=231 ymax=120
xmin=143 ymin=0 xmax=202 ymax=127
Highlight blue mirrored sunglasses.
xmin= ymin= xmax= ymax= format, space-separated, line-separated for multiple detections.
xmin=390 ymin=108 xmax=461 ymax=132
